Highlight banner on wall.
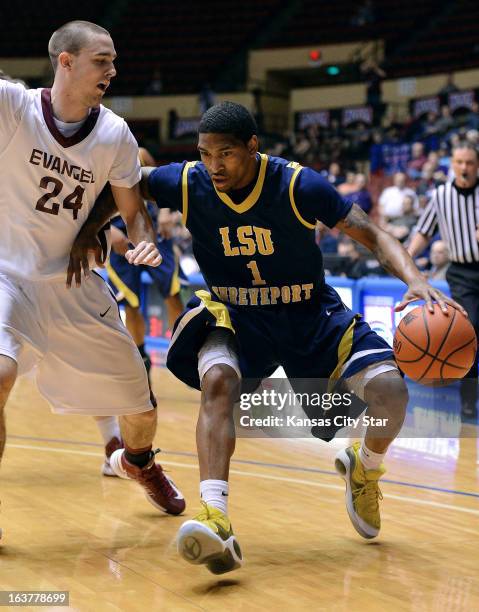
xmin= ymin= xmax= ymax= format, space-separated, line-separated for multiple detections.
xmin=173 ymin=117 xmax=201 ymax=138
xmin=448 ymin=90 xmax=475 ymax=113
xmin=297 ymin=110 xmax=330 ymax=130
xmin=412 ymin=96 xmax=440 ymax=119
xmin=342 ymin=105 xmax=373 ymax=126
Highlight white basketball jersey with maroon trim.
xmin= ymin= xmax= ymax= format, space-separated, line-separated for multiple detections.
xmin=0 ymin=81 xmax=140 ymax=280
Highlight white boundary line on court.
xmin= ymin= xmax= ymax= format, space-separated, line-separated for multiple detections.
xmin=6 ymin=443 xmax=479 ymax=517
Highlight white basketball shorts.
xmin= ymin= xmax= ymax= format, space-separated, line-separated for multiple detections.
xmin=0 ymin=271 xmax=152 ymax=416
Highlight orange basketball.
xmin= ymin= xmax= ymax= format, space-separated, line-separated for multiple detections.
xmin=393 ymin=304 xmax=477 ymax=384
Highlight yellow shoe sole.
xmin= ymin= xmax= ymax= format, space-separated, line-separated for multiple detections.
xmin=177 ymin=520 xmax=243 ymax=574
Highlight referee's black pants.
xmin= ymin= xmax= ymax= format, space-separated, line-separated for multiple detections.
xmin=446 ymin=262 xmax=479 ymax=409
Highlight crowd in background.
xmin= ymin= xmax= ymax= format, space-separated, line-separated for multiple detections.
xmin=258 ymin=85 xmax=479 ymax=283
xmin=169 ymin=92 xmax=479 ymax=283
xmin=3 ymin=67 xmax=477 ymax=284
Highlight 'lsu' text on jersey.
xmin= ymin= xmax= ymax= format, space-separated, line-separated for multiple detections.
xmin=148 ymin=154 xmax=352 ymax=306
xmin=0 ymin=81 xmax=140 ymax=279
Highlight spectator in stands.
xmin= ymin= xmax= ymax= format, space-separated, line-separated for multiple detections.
xmin=323 ymin=162 xmax=345 ymax=187
xmin=438 ymin=73 xmax=459 ymax=96
xmin=400 ymin=112 xmax=420 ymax=142
xmin=379 ymin=172 xmax=418 ymax=220
xmin=145 ymin=68 xmax=163 ymax=96
xmin=450 ymin=132 xmax=461 ymax=148
xmin=417 ymin=194 xmax=429 ymax=215
xmin=360 ymin=58 xmax=386 ymax=126
xmin=349 ymin=121 xmax=372 ymax=162
xmin=435 ymin=105 xmax=454 ymax=137
xmin=437 ymin=143 xmax=451 ymax=171
xmin=427 ymin=151 xmax=448 ymax=182
xmin=382 ymin=195 xmax=418 ymax=242
xmin=466 ymin=129 xmax=479 ymax=147
xmin=465 ymin=101 xmax=479 ymax=131
xmin=422 ymin=111 xmax=440 ymax=136
xmin=347 ymin=173 xmax=373 ymax=214
xmin=337 ymin=236 xmax=382 ymax=279
xmin=370 ymin=130 xmax=385 ymax=174
xmin=407 ymin=142 xmax=427 ymax=179
xmin=326 ymin=118 xmax=343 ymax=140
xmin=338 ymin=171 xmax=357 ymax=196
xmin=427 ymin=240 xmax=450 ymax=281
xmin=292 ymin=130 xmax=313 ymax=163
xmin=416 ymin=162 xmax=440 ymax=197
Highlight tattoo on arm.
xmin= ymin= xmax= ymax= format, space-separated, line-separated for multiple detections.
xmin=337 ymin=204 xmax=377 ymax=250
xmin=340 ymin=204 xmax=372 ymax=231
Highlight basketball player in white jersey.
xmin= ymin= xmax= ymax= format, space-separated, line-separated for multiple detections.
xmin=0 ymin=20 xmax=186 ymax=541
xmin=0 ymin=73 xmax=131 ymax=481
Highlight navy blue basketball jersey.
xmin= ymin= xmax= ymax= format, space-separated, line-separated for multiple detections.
xmin=148 ymin=154 xmax=352 ymax=307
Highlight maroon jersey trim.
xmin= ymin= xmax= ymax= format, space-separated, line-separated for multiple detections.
xmin=41 ymin=89 xmax=100 ymax=148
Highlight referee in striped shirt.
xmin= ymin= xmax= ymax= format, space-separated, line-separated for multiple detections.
xmin=408 ymin=142 xmax=479 ymax=419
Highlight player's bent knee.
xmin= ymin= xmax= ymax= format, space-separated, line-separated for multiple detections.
xmin=202 ymin=365 xmax=240 ymax=408
xmin=365 ymin=371 xmax=408 ymax=415
xmin=198 ymin=328 xmax=241 ymax=385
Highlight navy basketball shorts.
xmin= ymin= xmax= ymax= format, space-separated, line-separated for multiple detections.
xmin=107 ymin=238 xmax=184 ymax=308
xmin=167 ymin=283 xmax=395 ymax=391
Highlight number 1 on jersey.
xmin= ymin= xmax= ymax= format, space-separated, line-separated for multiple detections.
xmin=246 ymin=260 xmax=266 ymax=286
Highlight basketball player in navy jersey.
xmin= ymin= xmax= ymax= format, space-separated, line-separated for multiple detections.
xmin=71 ymin=102 xmax=463 ymax=574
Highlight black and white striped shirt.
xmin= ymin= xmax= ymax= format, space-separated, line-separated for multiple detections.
xmin=415 ymin=181 xmax=479 ymax=263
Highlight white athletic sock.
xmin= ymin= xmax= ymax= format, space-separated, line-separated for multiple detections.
xmin=95 ymin=416 xmax=121 ymax=444
xmin=359 ymin=442 xmax=386 ymax=471
xmin=200 ymin=479 xmax=229 ymax=515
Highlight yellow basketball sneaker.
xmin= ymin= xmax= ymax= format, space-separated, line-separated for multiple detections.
xmin=335 ymin=441 xmax=385 ymax=539
xmin=177 ymin=502 xmax=243 ymax=574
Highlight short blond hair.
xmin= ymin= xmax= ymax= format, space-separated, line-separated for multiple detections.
xmin=48 ymin=20 xmax=110 ymax=72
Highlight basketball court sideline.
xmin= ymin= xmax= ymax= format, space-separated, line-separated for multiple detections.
xmin=1 ymin=368 xmax=478 ymax=611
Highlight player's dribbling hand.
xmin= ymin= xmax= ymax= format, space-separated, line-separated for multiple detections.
xmin=395 ymin=279 xmax=467 ymax=316
xmin=67 ymin=232 xmax=105 ymax=288
xmin=125 ymin=241 xmax=162 ymax=267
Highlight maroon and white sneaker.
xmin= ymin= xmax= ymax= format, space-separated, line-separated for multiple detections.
xmin=109 ymin=448 xmax=185 ymax=515
xmin=101 ymin=436 xmax=124 ymax=477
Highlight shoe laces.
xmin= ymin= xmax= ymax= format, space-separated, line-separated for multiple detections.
xmin=140 ymin=448 xmax=176 ymax=499
xmin=195 ymin=500 xmax=212 ymax=522
xmin=195 ymin=502 xmax=230 ymax=537
xmin=353 ymin=479 xmax=383 ymax=513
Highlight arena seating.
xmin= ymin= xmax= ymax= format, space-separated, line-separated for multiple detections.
xmin=111 ymin=0 xmax=283 ymax=95
xmin=2 ymin=0 xmax=479 ymax=93
xmin=0 ymin=2 xmax=110 ymax=56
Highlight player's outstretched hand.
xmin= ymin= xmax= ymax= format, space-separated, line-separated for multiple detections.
xmin=67 ymin=231 xmax=104 ymax=288
xmin=125 ymin=241 xmax=162 ymax=267
xmin=395 ymin=279 xmax=467 ymax=316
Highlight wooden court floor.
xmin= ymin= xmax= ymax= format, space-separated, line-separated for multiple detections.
xmin=1 ymin=368 xmax=478 ymax=611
